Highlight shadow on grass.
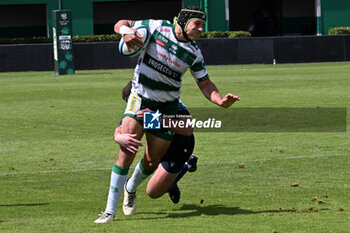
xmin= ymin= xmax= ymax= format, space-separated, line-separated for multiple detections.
xmin=166 ymin=204 xmax=297 ymax=218
xmin=135 ymin=204 xmax=299 ymax=220
xmin=0 ymin=203 xmax=49 ymax=207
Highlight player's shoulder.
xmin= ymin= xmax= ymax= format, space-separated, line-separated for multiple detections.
xmin=190 ymin=41 xmax=200 ymax=50
xmin=184 ymin=40 xmax=202 ymax=59
xmin=160 ymin=20 xmax=173 ymax=27
xmin=131 ymin=19 xmax=161 ymax=28
xmin=157 ymin=20 xmax=174 ymax=33
xmin=148 ymin=19 xmax=169 ymax=28
xmin=133 ymin=19 xmax=172 ymax=33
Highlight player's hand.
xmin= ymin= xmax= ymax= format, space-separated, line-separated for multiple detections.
xmin=136 ymin=108 xmax=152 ymax=120
xmin=114 ymin=129 xmax=143 ymax=154
xmin=218 ymin=93 xmax=240 ymax=108
xmin=123 ymin=28 xmax=144 ymax=52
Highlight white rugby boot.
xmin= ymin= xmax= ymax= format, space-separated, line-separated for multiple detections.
xmin=94 ymin=212 xmax=114 ymax=223
xmin=122 ymin=181 xmax=137 ymax=215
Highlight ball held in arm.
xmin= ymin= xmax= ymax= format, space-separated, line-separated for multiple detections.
xmin=118 ymin=25 xmax=151 ymax=57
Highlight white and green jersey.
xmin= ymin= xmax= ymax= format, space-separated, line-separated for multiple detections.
xmin=131 ymin=19 xmax=208 ymax=102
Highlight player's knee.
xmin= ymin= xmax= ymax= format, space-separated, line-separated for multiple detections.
xmin=146 ymin=187 xmax=163 ymax=199
xmin=142 ymin=159 xmax=158 ymax=171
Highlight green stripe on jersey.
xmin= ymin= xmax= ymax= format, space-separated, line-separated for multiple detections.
xmin=191 ymin=61 xmax=205 ymax=72
xmin=141 ymin=19 xmax=150 ymax=28
xmin=190 ymin=41 xmax=199 ymax=48
xmin=139 ymin=73 xmax=180 ymax=92
xmin=151 ymin=30 xmax=197 ymax=66
xmin=161 ymin=20 xmax=173 ymax=27
xmin=143 ymin=53 xmax=182 ymax=81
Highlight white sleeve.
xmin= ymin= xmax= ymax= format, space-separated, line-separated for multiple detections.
xmin=190 ymin=52 xmax=209 ymax=82
xmin=132 ymin=19 xmax=162 ymax=35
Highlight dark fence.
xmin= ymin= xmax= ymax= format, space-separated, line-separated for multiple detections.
xmin=0 ymin=35 xmax=349 ymax=72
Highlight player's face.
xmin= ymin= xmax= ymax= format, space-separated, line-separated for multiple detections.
xmin=186 ymin=19 xmax=205 ymax=40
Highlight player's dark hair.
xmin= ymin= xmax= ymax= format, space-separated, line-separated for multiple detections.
xmin=122 ymin=81 xmax=132 ymax=101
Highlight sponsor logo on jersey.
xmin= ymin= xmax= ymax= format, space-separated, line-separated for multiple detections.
xmin=156 ymin=34 xmax=169 ymax=47
xmin=156 ymin=39 xmax=166 ymax=47
xmin=169 ymin=44 xmax=178 ymax=54
xmin=161 ymin=28 xmax=171 ymax=33
xmin=156 ymin=51 xmax=181 ymax=68
xmin=128 ymin=96 xmax=138 ymax=112
xmin=144 ymin=54 xmax=181 ymax=80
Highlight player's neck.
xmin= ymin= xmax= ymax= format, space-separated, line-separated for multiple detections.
xmin=174 ymin=24 xmax=189 ymax=42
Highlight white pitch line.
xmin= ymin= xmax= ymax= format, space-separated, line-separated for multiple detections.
xmin=0 ymin=153 xmax=346 ymax=177
xmin=0 ymin=167 xmax=112 ymax=177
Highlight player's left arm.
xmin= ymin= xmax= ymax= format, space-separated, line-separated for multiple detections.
xmin=197 ymin=78 xmax=240 ymax=108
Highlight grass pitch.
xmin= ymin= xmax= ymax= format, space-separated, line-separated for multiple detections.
xmin=0 ymin=62 xmax=349 ymax=233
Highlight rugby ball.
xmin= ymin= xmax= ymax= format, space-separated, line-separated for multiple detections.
xmin=118 ymin=25 xmax=151 ymax=57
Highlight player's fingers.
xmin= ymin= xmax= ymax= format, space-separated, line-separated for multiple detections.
xmin=135 ymin=31 xmax=143 ymax=39
xmin=128 ymin=43 xmax=139 ymax=52
xmin=225 ymin=93 xmax=235 ymax=99
xmin=132 ymin=35 xmax=144 ymax=48
xmin=226 ymin=94 xmax=240 ymax=101
xmin=228 ymin=95 xmax=240 ymax=101
xmin=125 ymin=39 xmax=140 ymax=52
xmin=125 ymin=43 xmax=133 ymax=52
xmin=125 ymin=34 xmax=143 ymax=48
xmin=131 ymin=139 xmax=143 ymax=147
xmin=129 ymin=146 xmax=139 ymax=153
xmin=136 ymin=108 xmax=152 ymax=118
xmin=125 ymin=146 xmax=138 ymax=154
xmin=135 ymin=41 xmax=144 ymax=49
xmin=136 ymin=111 xmax=145 ymax=118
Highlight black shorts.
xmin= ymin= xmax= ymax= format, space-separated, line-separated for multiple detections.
xmin=160 ymin=134 xmax=195 ymax=174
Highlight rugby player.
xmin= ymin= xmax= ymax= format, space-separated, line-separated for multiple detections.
xmin=95 ymin=6 xmax=239 ymax=223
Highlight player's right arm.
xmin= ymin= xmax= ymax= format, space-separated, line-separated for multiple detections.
xmin=114 ymin=20 xmax=144 ymax=51
xmin=114 ymin=20 xmax=133 ymax=34
xmin=197 ymin=78 xmax=240 ymax=108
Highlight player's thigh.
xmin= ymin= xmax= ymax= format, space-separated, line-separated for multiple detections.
xmin=116 ymin=117 xmax=144 ymax=168
xmin=144 ymin=132 xmax=171 ymax=168
xmin=119 ymin=116 xmax=144 ymax=137
xmin=146 ymin=164 xmax=179 ymax=198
